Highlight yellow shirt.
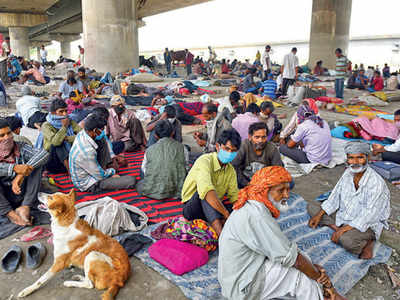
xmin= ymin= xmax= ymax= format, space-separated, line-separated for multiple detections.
xmin=181 ymin=152 xmax=238 ymax=203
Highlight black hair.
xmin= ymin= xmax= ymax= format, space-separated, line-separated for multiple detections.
xmin=291 ymin=47 xmax=297 ymax=52
xmin=205 ymin=103 xmax=218 ymax=114
xmin=5 ymin=37 xmax=9 ymax=40
xmin=248 ymin=122 xmax=268 ymax=136
xmin=69 ymin=90 xmax=81 ymax=98
xmin=67 ymin=77 xmax=77 ymax=85
xmin=229 ymin=91 xmax=241 ymax=103
xmin=92 ymin=106 xmax=110 ymax=119
xmin=50 ymin=98 xmax=67 ymax=113
xmin=5 ymin=116 xmax=23 ymax=131
xmin=154 ymin=91 xmax=164 ymax=98
xmin=0 ymin=118 xmax=9 ymax=130
xmin=374 ymin=70 xmax=381 ymax=76
xmin=246 ymin=103 xmax=261 ymax=114
xmin=154 ymin=120 xmax=173 ymax=139
xmin=78 ymin=67 xmax=85 ymax=73
xmin=266 ymin=45 xmax=271 ymax=49
xmin=84 ymin=114 xmax=106 ymax=132
xmin=217 ymin=129 xmax=241 ymax=150
xmin=317 ymin=60 xmax=322 ymax=65
xmin=335 ymin=48 xmax=342 ymax=54
xmin=260 ymin=101 xmax=275 ymax=113
xmin=164 ymin=105 xmax=176 ymax=118
xmin=394 ymin=109 xmax=400 ymax=116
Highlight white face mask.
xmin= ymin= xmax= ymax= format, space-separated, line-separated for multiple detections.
xmin=268 ymin=192 xmax=289 ymax=213
xmin=348 ymin=163 xmax=368 ymax=174
xmin=167 ymin=118 xmax=176 ymax=124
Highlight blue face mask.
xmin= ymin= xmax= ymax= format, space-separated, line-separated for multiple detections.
xmin=217 ymin=149 xmax=237 ymax=164
xmin=95 ymin=130 xmax=106 ymax=141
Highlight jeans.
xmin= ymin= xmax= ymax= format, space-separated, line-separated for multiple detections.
xmin=335 ymin=78 xmax=345 ymax=99
xmin=282 ymin=78 xmax=295 ymax=96
xmin=382 ymin=151 xmax=400 ymax=164
xmin=166 ymin=62 xmax=171 ymax=73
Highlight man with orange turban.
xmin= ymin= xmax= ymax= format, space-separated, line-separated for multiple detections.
xmin=218 ymin=166 xmax=345 ymax=300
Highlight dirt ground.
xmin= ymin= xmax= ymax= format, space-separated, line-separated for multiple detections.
xmin=1 ymin=69 xmax=400 ymax=300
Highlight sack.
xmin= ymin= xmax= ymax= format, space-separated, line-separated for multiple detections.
xmin=371 ymin=161 xmax=400 ymax=181
xmin=149 ymin=239 xmax=208 ymax=275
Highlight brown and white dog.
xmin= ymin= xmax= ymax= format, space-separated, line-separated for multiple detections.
xmin=18 ymin=190 xmax=131 ymax=300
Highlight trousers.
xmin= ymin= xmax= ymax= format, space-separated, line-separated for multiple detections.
xmin=335 ymin=78 xmax=345 ymax=99
xmin=279 ymin=145 xmax=310 ymax=164
xmin=282 ymin=78 xmax=295 ymax=96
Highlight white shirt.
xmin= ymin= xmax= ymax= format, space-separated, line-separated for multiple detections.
xmin=282 ymin=52 xmax=299 ymax=79
xmin=39 ymin=49 xmax=47 ymax=59
xmin=39 ymin=65 xmax=46 ymax=76
xmin=16 ymin=95 xmax=42 ymax=125
xmin=215 ymin=96 xmax=234 ymax=113
xmin=385 ymin=138 xmax=400 ymax=152
xmin=1 ymin=41 xmax=9 ymax=57
xmin=261 ymin=50 xmax=271 ymax=71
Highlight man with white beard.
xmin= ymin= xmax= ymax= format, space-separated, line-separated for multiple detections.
xmin=218 ymin=166 xmax=346 ymax=300
xmin=308 ymin=141 xmax=390 ymax=259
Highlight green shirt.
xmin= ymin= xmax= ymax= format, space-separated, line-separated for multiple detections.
xmin=181 ymin=152 xmax=238 ymax=203
xmin=41 ymin=120 xmax=81 ymax=152
xmin=335 ymin=55 xmax=348 ymax=78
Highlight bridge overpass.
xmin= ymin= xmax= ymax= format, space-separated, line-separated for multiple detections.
xmin=0 ymin=0 xmax=353 ymax=73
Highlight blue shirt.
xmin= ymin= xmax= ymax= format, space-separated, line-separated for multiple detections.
xmin=261 ymin=79 xmax=278 ymax=99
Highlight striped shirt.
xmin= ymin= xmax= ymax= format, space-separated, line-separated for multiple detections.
xmin=321 ymin=166 xmax=390 ymax=238
xmin=69 ymin=130 xmax=115 ymax=192
xmin=261 ymin=79 xmax=278 ymax=99
xmin=335 ymin=55 xmax=348 ymax=78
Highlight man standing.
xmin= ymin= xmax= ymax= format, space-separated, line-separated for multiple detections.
xmin=281 ymin=47 xmax=299 ymax=96
xmin=334 ymin=48 xmax=348 ymax=99
xmin=2 ymin=37 xmax=10 ymax=57
xmin=39 ymin=45 xmax=47 ymax=65
xmin=185 ymin=49 xmax=194 ymax=76
xmin=164 ymin=48 xmax=172 ymax=74
xmin=261 ymin=45 xmax=272 ymax=80
xmin=106 ymin=95 xmax=147 ymax=152
xmin=232 ymin=122 xmax=283 ymax=188
xmin=0 ymin=36 xmax=10 ymax=83
xmin=308 ymin=142 xmax=390 ymax=259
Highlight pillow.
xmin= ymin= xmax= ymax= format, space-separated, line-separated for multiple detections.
xmin=148 ymin=239 xmax=208 ymax=275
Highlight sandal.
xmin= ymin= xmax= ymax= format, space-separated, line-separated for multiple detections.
xmin=19 ymin=226 xmax=52 ymax=242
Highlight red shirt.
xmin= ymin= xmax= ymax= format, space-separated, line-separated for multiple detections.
xmin=221 ymin=63 xmax=229 ymax=74
xmin=371 ymin=76 xmax=384 ymax=91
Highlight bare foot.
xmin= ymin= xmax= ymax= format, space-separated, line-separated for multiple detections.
xmin=16 ymin=206 xmax=31 ymax=224
xmin=7 ymin=210 xmax=29 ymax=226
xmin=359 ymin=240 xmax=374 ymax=259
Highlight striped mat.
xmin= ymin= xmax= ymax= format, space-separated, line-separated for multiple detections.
xmin=135 ymin=193 xmax=392 ymax=299
xmin=49 ymin=151 xmax=184 ymax=223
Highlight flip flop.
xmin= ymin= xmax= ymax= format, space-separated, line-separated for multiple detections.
xmin=19 ymin=226 xmax=52 ymax=242
xmin=1 ymin=245 xmax=22 ymax=273
xmin=26 ymin=242 xmax=47 ymax=269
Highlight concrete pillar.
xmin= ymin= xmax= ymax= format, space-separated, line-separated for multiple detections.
xmin=308 ymin=0 xmax=352 ymax=69
xmin=36 ymin=47 xmax=41 ymax=62
xmin=60 ymin=41 xmax=71 ymax=59
xmin=9 ymin=27 xmax=30 ymax=58
xmin=82 ymin=0 xmax=138 ymax=73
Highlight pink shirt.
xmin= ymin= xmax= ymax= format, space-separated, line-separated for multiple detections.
xmin=106 ymin=108 xmax=136 ymax=142
xmin=232 ymin=112 xmax=260 ymax=141
xmin=66 ymin=98 xmax=84 ymax=114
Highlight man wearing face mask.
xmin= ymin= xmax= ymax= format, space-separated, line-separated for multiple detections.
xmin=372 ymin=109 xmax=400 ymax=164
xmin=308 ymin=141 xmax=390 ymax=259
xmin=145 ymin=105 xmax=182 ymax=148
xmin=69 ymin=114 xmax=136 ymax=192
xmin=219 ymin=167 xmax=345 ymax=300
xmin=106 ymin=95 xmax=147 ymax=152
xmin=232 ymin=122 xmax=283 ymax=188
xmin=182 ymin=129 xmax=241 ymax=236
xmin=0 ymin=118 xmax=49 ymax=227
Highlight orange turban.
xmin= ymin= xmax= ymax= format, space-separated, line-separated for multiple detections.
xmin=233 ymin=166 xmax=292 ymax=218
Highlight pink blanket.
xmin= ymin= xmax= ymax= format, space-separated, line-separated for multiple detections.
xmin=354 ymin=116 xmax=399 ymax=140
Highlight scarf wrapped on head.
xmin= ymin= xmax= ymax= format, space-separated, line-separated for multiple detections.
xmin=303 ymin=98 xmax=319 ymax=114
xmin=233 ymin=166 xmax=292 ymax=218
xmin=297 ymin=104 xmax=324 ymax=128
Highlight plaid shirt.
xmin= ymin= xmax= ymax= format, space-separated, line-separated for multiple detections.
xmin=321 ymin=166 xmax=390 ymax=238
xmin=69 ymin=130 xmax=115 ymax=192
xmin=0 ymin=142 xmax=49 ymax=184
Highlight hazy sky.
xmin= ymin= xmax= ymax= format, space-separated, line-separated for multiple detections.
xmin=138 ymin=0 xmax=400 ymax=51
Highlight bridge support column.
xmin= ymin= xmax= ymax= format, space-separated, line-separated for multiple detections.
xmin=60 ymin=41 xmax=71 ymax=59
xmin=9 ymin=27 xmax=30 ymax=58
xmin=308 ymin=0 xmax=352 ymax=69
xmin=82 ymin=0 xmax=138 ymax=73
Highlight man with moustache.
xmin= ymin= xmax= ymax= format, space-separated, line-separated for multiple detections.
xmin=232 ymin=122 xmax=283 ymax=188
xmin=307 ymin=141 xmax=390 ymax=259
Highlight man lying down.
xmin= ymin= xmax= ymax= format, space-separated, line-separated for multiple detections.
xmin=218 ymin=167 xmax=346 ymax=300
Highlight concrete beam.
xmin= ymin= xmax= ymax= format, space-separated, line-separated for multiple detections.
xmin=137 ymin=0 xmax=212 ymax=18
xmin=30 ymin=41 xmax=52 ymax=48
xmin=9 ymin=27 xmax=30 ymax=58
xmin=49 ymin=33 xmax=81 ymax=42
xmin=0 ymin=13 xmax=48 ymax=27
xmin=0 ymin=0 xmax=58 ymax=14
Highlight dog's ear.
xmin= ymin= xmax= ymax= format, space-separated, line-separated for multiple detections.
xmin=68 ymin=189 xmax=76 ymax=203
xmin=48 ymin=201 xmax=66 ymax=216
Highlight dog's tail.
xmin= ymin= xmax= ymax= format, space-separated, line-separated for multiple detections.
xmin=101 ymin=285 xmax=120 ymax=300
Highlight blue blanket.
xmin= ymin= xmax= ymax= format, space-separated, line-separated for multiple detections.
xmin=135 ymin=193 xmax=392 ymax=299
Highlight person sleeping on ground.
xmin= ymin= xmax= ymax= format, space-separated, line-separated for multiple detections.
xmin=307 ymin=142 xmax=390 ymax=259
xmin=15 ymin=86 xmax=47 ymax=129
xmin=279 ymin=103 xmax=332 ymax=165
xmin=218 ymin=166 xmax=346 ymax=300
xmin=181 ymin=129 xmax=241 ymax=236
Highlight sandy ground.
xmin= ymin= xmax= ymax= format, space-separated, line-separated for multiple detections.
xmin=1 ymin=67 xmax=400 ymax=300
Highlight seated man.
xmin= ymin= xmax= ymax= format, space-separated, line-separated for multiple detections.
xmin=258 ymin=101 xmax=282 ymax=141
xmin=15 ymin=86 xmax=47 ymax=129
xmin=0 ymin=119 xmax=49 ymax=226
xmin=231 ymin=103 xmax=260 ymax=141
xmin=41 ymin=99 xmax=81 ymax=173
xmin=19 ymin=61 xmax=47 ymax=85
xmin=146 ymin=105 xmax=182 ymax=147
xmin=57 ymin=70 xmax=83 ymax=100
xmin=372 ymin=109 xmax=400 ymax=164
xmin=261 ymin=73 xmax=278 ymax=99
xmin=219 ymin=166 xmax=344 ymax=300
xmin=137 ymin=120 xmax=187 ymax=200
xmin=182 ymin=129 xmax=241 ymax=235
xmin=232 ymin=122 xmax=283 ymax=188
xmin=5 ymin=116 xmax=32 ymax=146
xmin=69 ymin=114 xmax=136 ymax=193
xmin=106 ymin=95 xmax=147 ymax=152
xmin=216 ymin=91 xmax=242 ymax=122
xmin=193 ymin=103 xmax=232 ymax=154
xmin=308 ymin=142 xmax=390 ymax=259
xmin=77 ymin=66 xmax=91 ymax=95
xmin=280 ymin=104 xmax=332 ymax=165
